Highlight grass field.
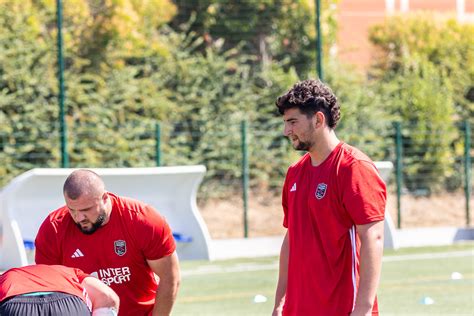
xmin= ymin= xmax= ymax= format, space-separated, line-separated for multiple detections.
xmin=174 ymin=242 xmax=474 ymax=316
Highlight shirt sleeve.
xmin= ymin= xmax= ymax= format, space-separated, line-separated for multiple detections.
xmin=135 ymin=205 xmax=176 ymax=260
xmin=35 ymin=217 xmax=62 ymax=265
xmin=341 ymin=160 xmax=387 ymax=225
xmin=72 ymin=267 xmax=89 ymax=283
xmin=282 ymin=169 xmax=290 ymax=228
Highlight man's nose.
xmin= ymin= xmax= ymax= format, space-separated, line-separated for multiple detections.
xmin=75 ymin=212 xmax=87 ymax=222
xmin=283 ymin=124 xmax=292 ymax=137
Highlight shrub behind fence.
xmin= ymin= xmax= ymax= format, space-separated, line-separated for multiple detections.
xmin=0 ymin=119 xmax=472 ymax=232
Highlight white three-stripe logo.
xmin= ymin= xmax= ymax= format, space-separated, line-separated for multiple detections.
xmin=290 ymin=183 xmax=297 ymax=192
xmin=71 ymin=249 xmax=84 ymax=258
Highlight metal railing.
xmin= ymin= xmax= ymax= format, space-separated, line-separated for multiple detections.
xmin=1 ymin=119 xmax=472 ymax=235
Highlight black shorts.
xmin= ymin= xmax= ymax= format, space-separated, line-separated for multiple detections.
xmin=0 ymin=292 xmax=91 ymax=316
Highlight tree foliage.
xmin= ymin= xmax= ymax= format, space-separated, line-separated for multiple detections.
xmin=369 ymin=13 xmax=471 ymax=192
xmin=0 ymin=1 xmax=302 ymax=191
xmin=0 ymin=0 xmax=58 ymax=181
xmin=323 ymin=61 xmax=394 ymax=161
xmin=171 ymin=0 xmax=339 ymax=77
xmin=1 ymin=2 xmax=469 ymax=197
xmin=369 ymin=13 xmax=474 ymax=119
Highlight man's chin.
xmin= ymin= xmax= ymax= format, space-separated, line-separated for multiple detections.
xmin=76 ymin=224 xmax=97 ymax=235
xmin=291 ymin=141 xmax=301 ymax=150
xmin=290 ymin=140 xmax=308 ymax=151
xmin=293 ymin=144 xmax=309 ymax=151
xmin=80 ymin=228 xmax=95 ymax=235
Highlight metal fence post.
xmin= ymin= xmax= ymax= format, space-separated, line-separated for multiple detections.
xmin=241 ymin=120 xmax=249 ymax=238
xmin=394 ymin=121 xmax=403 ymax=229
xmin=464 ymin=120 xmax=471 ymax=226
xmin=315 ymin=0 xmax=323 ymax=81
xmin=155 ymin=122 xmax=161 ymax=166
xmin=56 ymin=0 xmax=68 ymax=167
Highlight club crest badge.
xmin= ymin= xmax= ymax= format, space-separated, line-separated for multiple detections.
xmin=114 ymin=240 xmax=127 ymax=256
xmin=315 ymin=183 xmax=327 ymax=200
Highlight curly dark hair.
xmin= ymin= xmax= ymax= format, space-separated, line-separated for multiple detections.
xmin=275 ymin=79 xmax=341 ymax=129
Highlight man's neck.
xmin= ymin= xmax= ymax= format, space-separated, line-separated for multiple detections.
xmin=308 ymin=131 xmax=340 ymax=166
xmin=102 ymin=196 xmax=113 ymax=226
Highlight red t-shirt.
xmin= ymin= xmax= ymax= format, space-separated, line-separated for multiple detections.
xmin=0 ymin=264 xmax=89 ymax=304
xmin=282 ymin=142 xmax=386 ymax=316
xmin=35 ymin=193 xmax=176 ymax=316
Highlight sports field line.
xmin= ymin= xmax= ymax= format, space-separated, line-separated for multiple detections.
xmin=382 ymin=250 xmax=473 ymax=262
xmin=182 ymin=250 xmax=473 ymax=277
xmin=182 ymin=263 xmax=278 ymax=277
xmin=178 ymin=290 xmax=275 ymax=303
xmin=381 ymin=276 xmax=473 ymax=291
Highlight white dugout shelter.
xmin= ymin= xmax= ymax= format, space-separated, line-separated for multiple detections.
xmin=0 ymin=166 xmax=212 ymax=270
xmin=0 ymin=162 xmax=397 ymax=269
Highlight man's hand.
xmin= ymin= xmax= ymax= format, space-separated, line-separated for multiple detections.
xmin=272 ymin=306 xmax=284 ymax=316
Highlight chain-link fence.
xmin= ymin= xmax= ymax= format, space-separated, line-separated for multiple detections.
xmin=1 ymin=119 xmax=472 ymax=237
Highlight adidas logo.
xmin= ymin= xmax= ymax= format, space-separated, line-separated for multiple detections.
xmin=290 ymin=183 xmax=297 ymax=192
xmin=71 ymin=249 xmax=84 ymax=258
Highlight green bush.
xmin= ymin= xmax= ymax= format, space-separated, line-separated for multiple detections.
xmin=369 ymin=13 xmax=471 ymax=192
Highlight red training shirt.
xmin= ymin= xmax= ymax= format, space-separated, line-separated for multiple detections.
xmin=35 ymin=192 xmax=176 ymax=316
xmin=282 ymin=142 xmax=386 ymax=316
xmin=0 ymin=264 xmax=89 ymax=305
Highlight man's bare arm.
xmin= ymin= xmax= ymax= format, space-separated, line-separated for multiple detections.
xmin=82 ymin=276 xmax=120 ymax=314
xmin=351 ymin=220 xmax=384 ymax=316
xmin=273 ymin=231 xmax=289 ymax=316
xmin=147 ymin=251 xmax=181 ymax=316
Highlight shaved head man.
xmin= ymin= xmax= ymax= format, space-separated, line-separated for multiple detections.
xmin=63 ymin=169 xmax=105 ymax=199
xmin=63 ymin=170 xmax=110 ymax=234
xmin=35 ymin=169 xmax=180 ymax=316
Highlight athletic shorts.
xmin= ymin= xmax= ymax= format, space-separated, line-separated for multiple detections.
xmin=0 ymin=292 xmax=91 ymax=316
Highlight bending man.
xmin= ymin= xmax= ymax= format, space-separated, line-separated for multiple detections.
xmin=0 ymin=264 xmax=119 ymax=315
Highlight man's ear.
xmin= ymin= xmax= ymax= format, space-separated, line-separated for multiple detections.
xmin=314 ymin=111 xmax=325 ymax=128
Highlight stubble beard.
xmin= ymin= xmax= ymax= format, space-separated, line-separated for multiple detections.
xmin=291 ymin=122 xmax=315 ymax=152
xmin=291 ymin=133 xmax=314 ymax=151
xmin=293 ymin=139 xmax=311 ymax=151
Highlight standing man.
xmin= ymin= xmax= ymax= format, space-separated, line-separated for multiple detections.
xmin=0 ymin=264 xmax=119 ymax=315
xmin=272 ymin=79 xmax=386 ymax=316
xmin=35 ymin=169 xmax=180 ymax=316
